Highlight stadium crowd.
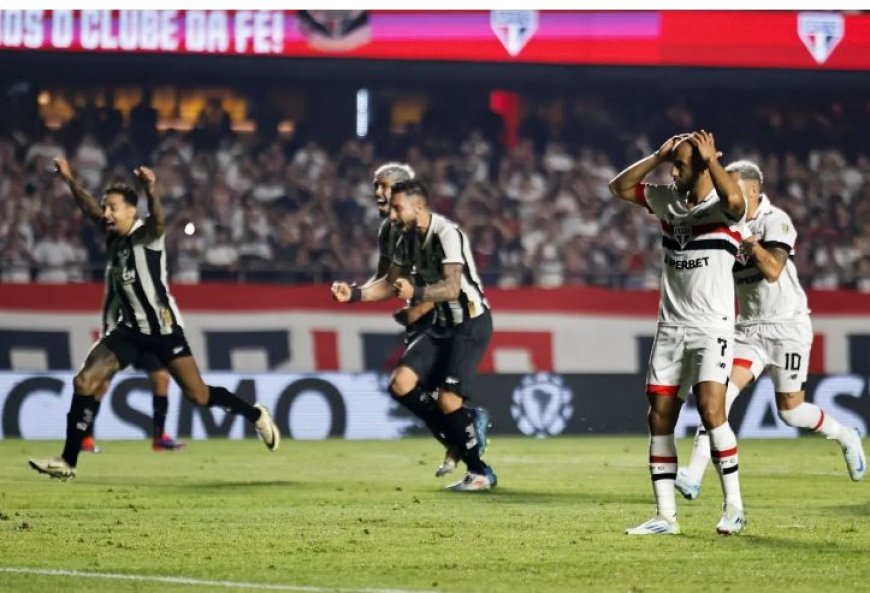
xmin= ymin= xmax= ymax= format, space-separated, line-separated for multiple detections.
xmin=1 ymin=91 xmax=868 ymax=291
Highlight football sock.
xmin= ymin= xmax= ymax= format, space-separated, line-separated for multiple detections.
xmin=649 ymin=434 xmax=678 ymax=521
xmin=444 ymin=407 xmax=487 ymax=474
xmin=83 ymin=399 xmax=101 ymax=440
xmin=152 ymin=393 xmax=168 ymax=438
xmin=389 ymin=385 xmax=452 ymax=449
xmin=684 ymin=381 xmax=741 ymax=484
xmin=709 ymin=422 xmax=743 ymax=510
xmin=779 ymin=402 xmax=845 ymax=441
xmin=62 ymin=394 xmax=97 ymax=468
xmin=206 ymin=386 xmax=260 ymax=423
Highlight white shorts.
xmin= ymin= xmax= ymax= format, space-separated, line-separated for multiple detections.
xmin=734 ymin=317 xmax=812 ymax=393
xmin=646 ymin=324 xmax=734 ymax=400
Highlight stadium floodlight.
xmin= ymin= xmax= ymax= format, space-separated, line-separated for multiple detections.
xmin=356 ymin=88 xmax=369 ymax=138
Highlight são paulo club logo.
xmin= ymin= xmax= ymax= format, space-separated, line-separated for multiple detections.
xmin=491 ymin=10 xmax=538 ymax=57
xmin=798 ymin=12 xmax=844 ymax=65
xmin=510 ymin=373 xmax=574 ymax=438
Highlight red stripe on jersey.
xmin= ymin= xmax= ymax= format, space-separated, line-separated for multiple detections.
xmin=812 ymin=409 xmax=825 ymax=432
xmin=733 ymin=358 xmax=753 ymax=369
xmin=712 ymin=447 xmax=738 ymax=459
xmin=649 ymin=456 xmax=678 ymax=463
xmin=660 ymin=222 xmax=742 ymax=244
xmin=646 ymin=384 xmax=679 ymax=396
xmin=635 ymin=184 xmax=652 ymax=213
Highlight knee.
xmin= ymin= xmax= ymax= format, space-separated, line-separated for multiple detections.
xmin=648 ymin=406 xmax=672 ymax=432
xmin=74 ymin=370 xmax=102 ymax=396
xmin=696 ymin=398 xmax=725 ymax=428
xmin=388 ymin=369 xmax=417 ymax=398
xmin=183 ymin=384 xmax=209 ymax=406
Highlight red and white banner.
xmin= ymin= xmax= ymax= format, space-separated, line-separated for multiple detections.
xmin=0 ymin=10 xmax=868 ymax=70
xmin=1 ymin=284 xmax=869 ymax=375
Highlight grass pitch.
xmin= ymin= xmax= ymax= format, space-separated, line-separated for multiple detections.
xmin=1 ymin=436 xmax=868 ymax=593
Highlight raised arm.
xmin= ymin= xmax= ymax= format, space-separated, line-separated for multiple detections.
xmin=688 ymin=130 xmax=745 ymax=220
xmin=53 ymin=157 xmax=103 ymax=225
xmin=608 ymin=135 xmax=687 ymax=204
xmin=134 ymin=166 xmax=165 ymax=238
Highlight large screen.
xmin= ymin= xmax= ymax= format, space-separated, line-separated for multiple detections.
xmin=0 ymin=10 xmax=868 ymax=70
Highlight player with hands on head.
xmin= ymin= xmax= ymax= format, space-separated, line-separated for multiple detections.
xmin=610 ymin=130 xmax=748 ymax=534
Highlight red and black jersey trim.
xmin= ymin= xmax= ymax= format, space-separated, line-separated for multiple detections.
xmin=661 ymin=222 xmax=743 ymax=243
xmin=662 ymin=237 xmax=739 ymax=256
xmin=635 ymin=185 xmax=653 ymax=213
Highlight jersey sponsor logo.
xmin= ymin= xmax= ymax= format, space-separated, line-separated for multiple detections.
xmin=798 ymin=12 xmax=844 ymax=64
xmin=490 ymin=10 xmax=537 ymax=56
xmin=664 ymin=255 xmax=710 ymax=270
xmin=510 ymin=373 xmax=574 ymax=437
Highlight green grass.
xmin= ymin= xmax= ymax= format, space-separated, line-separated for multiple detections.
xmin=1 ymin=437 xmax=868 ymax=593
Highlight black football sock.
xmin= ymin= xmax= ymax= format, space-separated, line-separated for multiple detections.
xmin=83 ymin=399 xmax=101 ymax=439
xmin=389 ymin=385 xmax=451 ymax=448
xmin=61 ymin=394 xmax=97 ymax=467
xmin=444 ymin=407 xmax=487 ymax=474
xmin=152 ymin=394 xmax=168 ymax=438
xmin=206 ymin=386 xmax=260 ymax=423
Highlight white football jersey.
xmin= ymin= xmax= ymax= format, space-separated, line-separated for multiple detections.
xmin=638 ymin=184 xmax=745 ymax=329
xmin=733 ymin=194 xmax=809 ymax=322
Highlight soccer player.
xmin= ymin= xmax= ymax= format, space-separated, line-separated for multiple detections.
xmin=28 ymin=158 xmax=279 ymax=480
xmin=674 ymin=161 xmax=866 ymax=499
xmin=609 ymin=131 xmax=748 ymax=534
xmin=332 ymin=179 xmax=496 ymax=491
xmin=366 ymin=163 xmax=489 ymax=478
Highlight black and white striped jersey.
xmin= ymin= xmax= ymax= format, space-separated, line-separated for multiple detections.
xmin=104 ymin=219 xmax=184 ymax=336
xmin=393 ymin=213 xmax=489 ymax=326
xmin=375 ymin=218 xmax=403 ymax=278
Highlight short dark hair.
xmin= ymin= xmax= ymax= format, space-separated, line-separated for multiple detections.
xmin=390 ymin=179 xmax=428 ymax=201
xmin=103 ymin=183 xmax=138 ymax=207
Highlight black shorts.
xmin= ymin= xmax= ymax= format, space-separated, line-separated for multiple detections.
xmin=399 ymin=310 xmax=492 ymax=399
xmin=404 ymin=308 xmax=436 ymax=345
xmin=102 ymin=325 xmax=192 ymax=371
xmin=133 ymin=351 xmax=165 ymax=373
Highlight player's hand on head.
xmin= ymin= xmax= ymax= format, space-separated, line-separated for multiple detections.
xmin=688 ymin=130 xmax=721 ymax=164
xmin=331 ymin=281 xmax=352 ymax=303
xmin=393 ymin=278 xmax=414 ymax=300
xmin=53 ymin=157 xmax=72 ymax=180
xmin=656 ymin=134 xmax=690 ymax=161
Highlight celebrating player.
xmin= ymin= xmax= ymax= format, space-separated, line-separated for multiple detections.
xmin=28 ymin=158 xmax=279 ymax=480
xmin=332 ymin=179 xmax=496 ymax=491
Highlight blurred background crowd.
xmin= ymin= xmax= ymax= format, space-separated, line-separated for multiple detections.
xmin=1 ymin=79 xmax=868 ymax=291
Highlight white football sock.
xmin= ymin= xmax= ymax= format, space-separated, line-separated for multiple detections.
xmin=779 ymin=402 xmax=844 ymax=442
xmin=650 ymin=434 xmax=678 ymax=521
xmin=709 ymin=422 xmax=743 ymax=510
